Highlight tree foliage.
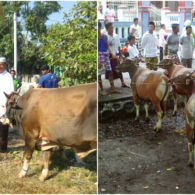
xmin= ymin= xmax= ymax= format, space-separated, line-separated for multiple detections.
xmin=0 ymin=1 xmax=60 ymax=73
xmin=23 ymin=2 xmax=61 ymax=41
xmin=41 ymin=1 xmax=97 ymax=86
xmin=0 ymin=1 xmax=97 ymax=86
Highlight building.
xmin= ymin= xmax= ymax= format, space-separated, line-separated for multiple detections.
xmin=98 ymin=1 xmax=194 ymax=44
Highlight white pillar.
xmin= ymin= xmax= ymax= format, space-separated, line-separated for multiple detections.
xmin=14 ymin=12 xmax=17 ymax=76
xmin=118 ymin=27 xmax=122 ymax=39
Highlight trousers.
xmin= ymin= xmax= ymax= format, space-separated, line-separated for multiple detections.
xmin=0 ymin=123 xmax=9 ymax=152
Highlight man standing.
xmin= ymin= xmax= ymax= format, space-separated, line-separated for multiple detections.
xmin=180 ymin=26 xmax=194 ymax=68
xmin=105 ymin=22 xmax=129 ymax=88
xmin=10 ymin=70 xmax=22 ymax=92
xmin=0 ymin=57 xmax=14 ymax=152
xmin=98 ymin=21 xmax=120 ymax=94
xmin=141 ymin=21 xmax=158 ymax=70
xmin=37 ymin=65 xmax=58 ymax=88
xmin=130 ymin=18 xmax=141 ymax=52
xmin=104 ymin=4 xmax=115 ymax=22
xmin=165 ymin=24 xmax=180 ymax=62
xmin=98 ymin=3 xmax=104 ymax=21
xmin=159 ymin=24 xmax=167 ymax=61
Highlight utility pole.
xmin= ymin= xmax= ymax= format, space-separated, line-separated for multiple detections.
xmin=13 ymin=11 xmax=17 ymax=76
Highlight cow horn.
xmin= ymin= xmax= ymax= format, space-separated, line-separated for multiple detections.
xmin=3 ymin=92 xmax=11 ymax=99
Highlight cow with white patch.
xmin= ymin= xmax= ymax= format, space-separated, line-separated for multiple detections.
xmin=159 ymin=59 xmax=195 ymax=115
xmin=5 ymin=83 xmax=97 ymax=181
xmin=184 ymin=83 xmax=195 ymax=168
xmin=116 ymin=59 xmax=170 ymax=131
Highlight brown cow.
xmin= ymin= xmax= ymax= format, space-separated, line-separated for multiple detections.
xmin=158 ymin=59 xmax=195 ymax=115
xmin=5 ymin=83 xmax=97 ymax=181
xmin=184 ymin=91 xmax=195 ymax=169
xmin=116 ymin=59 xmax=170 ymax=131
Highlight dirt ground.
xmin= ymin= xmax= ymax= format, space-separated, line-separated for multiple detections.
xmin=0 ymin=131 xmax=97 ymax=194
xmin=98 ymin=108 xmax=195 ymax=194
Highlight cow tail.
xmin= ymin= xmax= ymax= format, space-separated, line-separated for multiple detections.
xmin=160 ymin=80 xmax=170 ymax=117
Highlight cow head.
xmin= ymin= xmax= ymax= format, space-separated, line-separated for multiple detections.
xmin=117 ymin=59 xmax=137 ymax=73
xmin=169 ymin=71 xmax=195 ymax=94
xmin=158 ymin=59 xmax=173 ymax=69
xmin=4 ymin=92 xmax=22 ymax=127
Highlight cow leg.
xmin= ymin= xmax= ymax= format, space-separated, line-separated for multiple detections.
xmin=188 ymin=142 xmax=193 ymax=166
xmin=144 ymin=103 xmax=150 ymax=122
xmin=19 ymin=139 xmax=36 ymax=178
xmin=75 ymin=154 xmax=85 ymax=166
xmin=172 ymin=91 xmax=178 ymax=116
xmin=135 ymin=104 xmax=140 ymax=121
xmin=193 ymin=144 xmax=195 ymax=170
xmin=18 ymin=158 xmax=30 ymax=178
xmin=39 ymin=150 xmax=51 ymax=181
xmin=154 ymin=112 xmax=163 ymax=131
xmin=59 ymin=146 xmax=66 ymax=160
xmin=183 ymin=96 xmax=187 ymax=106
xmin=186 ymin=123 xmax=194 ymax=166
xmin=153 ymin=102 xmax=163 ymax=131
xmin=133 ymin=92 xmax=139 ymax=121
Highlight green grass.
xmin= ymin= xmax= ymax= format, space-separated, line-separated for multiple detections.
xmin=0 ymin=134 xmax=97 ymax=194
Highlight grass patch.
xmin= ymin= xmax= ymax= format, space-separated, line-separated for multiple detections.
xmin=0 ymin=133 xmax=97 ymax=194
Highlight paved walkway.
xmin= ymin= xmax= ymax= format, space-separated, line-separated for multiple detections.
xmin=99 ymin=54 xmax=195 ymax=103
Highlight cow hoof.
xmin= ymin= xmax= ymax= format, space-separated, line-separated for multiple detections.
xmin=172 ymin=112 xmax=176 ymax=116
xmin=39 ymin=174 xmax=48 ymax=182
xmin=134 ymin=118 xmax=139 ymax=122
xmin=18 ymin=171 xmax=26 ymax=178
xmin=188 ymin=160 xmax=193 ymax=167
xmin=145 ymin=117 xmax=150 ymax=123
xmin=39 ymin=169 xmax=48 ymax=181
xmin=154 ymin=127 xmax=161 ymax=132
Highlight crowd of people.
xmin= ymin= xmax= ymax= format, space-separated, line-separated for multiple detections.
xmin=98 ymin=3 xmax=115 ymax=22
xmin=0 ymin=58 xmax=58 ymax=152
xmin=98 ymin=17 xmax=195 ymax=95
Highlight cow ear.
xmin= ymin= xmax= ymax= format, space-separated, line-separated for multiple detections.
xmin=4 ymin=92 xmax=11 ymax=99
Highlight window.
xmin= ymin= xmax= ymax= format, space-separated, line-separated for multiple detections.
xmin=115 ymin=27 xmax=118 ymax=34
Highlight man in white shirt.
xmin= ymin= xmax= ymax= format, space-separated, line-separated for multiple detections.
xmin=128 ymin=35 xmax=139 ymax=59
xmin=127 ymin=35 xmax=143 ymax=67
xmin=141 ymin=21 xmax=158 ymax=70
xmin=130 ymin=18 xmax=141 ymax=53
xmin=0 ymin=57 xmax=14 ymax=152
xmin=98 ymin=3 xmax=104 ymax=21
xmin=105 ymin=22 xmax=129 ymax=88
xmin=180 ymin=25 xmax=194 ymax=68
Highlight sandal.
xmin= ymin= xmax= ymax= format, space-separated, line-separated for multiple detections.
xmin=122 ymin=84 xmax=130 ymax=88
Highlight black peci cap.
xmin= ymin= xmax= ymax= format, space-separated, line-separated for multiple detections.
xmin=41 ymin=65 xmax=49 ymax=71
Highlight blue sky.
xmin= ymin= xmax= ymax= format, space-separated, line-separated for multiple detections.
xmin=46 ymin=1 xmax=76 ymax=26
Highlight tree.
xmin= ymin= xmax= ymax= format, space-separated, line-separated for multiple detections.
xmin=0 ymin=2 xmax=61 ymax=74
xmin=22 ymin=2 xmax=61 ymax=41
xmin=41 ymin=1 xmax=97 ymax=86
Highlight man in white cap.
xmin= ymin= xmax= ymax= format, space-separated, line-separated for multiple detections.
xmin=0 ymin=57 xmax=14 ymax=152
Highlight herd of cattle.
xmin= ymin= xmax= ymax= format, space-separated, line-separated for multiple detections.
xmin=117 ymin=58 xmax=195 ymax=169
xmin=1 ymin=58 xmax=195 ymax=182
xmin=4 ymin=83 xmax=97 ymax=181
